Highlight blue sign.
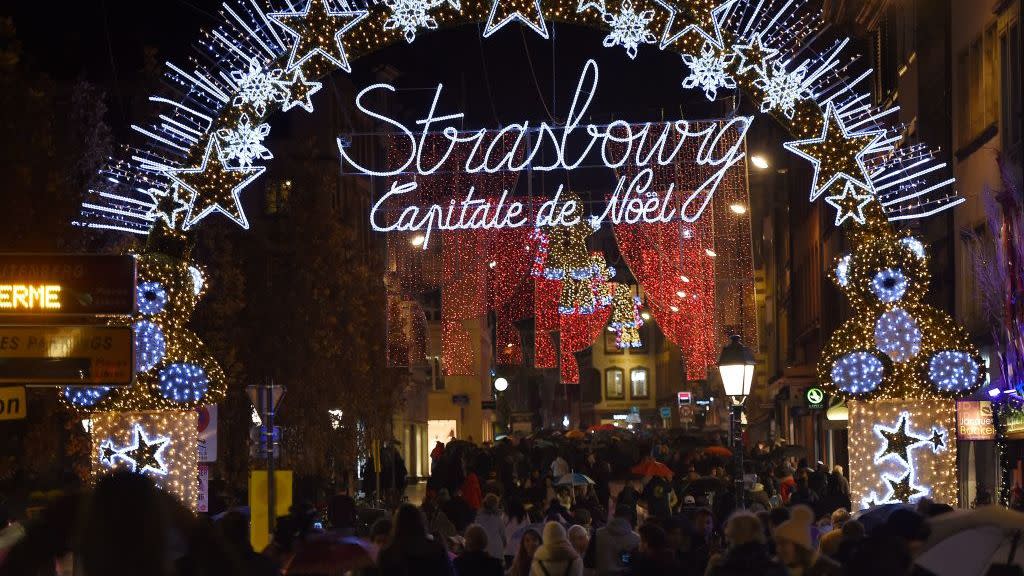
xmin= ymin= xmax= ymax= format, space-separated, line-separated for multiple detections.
xmin=659 ymin=406 xmax=671 ymax=419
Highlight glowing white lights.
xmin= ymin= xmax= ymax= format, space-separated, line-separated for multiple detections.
xmin=871 ymin=268 xmax=909 ymax=303
xmin=750 ymin=154 xmax=769 ymax=169
xmin=729 ymin=203 xmax=747 ymax=214
xmin=482 ymin=0 xmax=548 ymax=39
xmin=63 ymin=386 xmax=112 ymax=408
xmin=601 ymin=0 xmax=657 ymax=60
xmin=752 ymin=59 xmax=813 ymax=120
xmin=824 ymin=181 xmax=874 ymax=226
xmin=102 ymin=425 xmax=171 ymax=476
xmin=142 ymin=187 xmax=188 ymax=230
xmin=164 ymin=137 xmax=265 ymax=230
xmin=652 ymin=0 xmax=734 ymax=50
xmin=269 ymin=0 xmax=369 ymax=73
xmin=274 ymin=68 xmax=323 ymax=113
xmin=188 ymin=266 xmax=205 ymax=295
xmin=835 ymin=254 xmax=852 ymax=287
xmin=680 ymin=42 xmax=736 ymax=101
xmin=134 ymin=320 xmax=167 ymax=373
xmin=928 ymin=350 xmax=981 ymax=393
xmin=831 ymin=351 xmax=885 ymax=394
xmin=874 ymin=308 xmax=922 ymax=362
xmin=732 ymin=32 xmax=778 ymax=76
xmin=229 ymin=59 xmax=285 ymax=117
xmin=384 ymin=0 xmax=454 ymax=43
xmin=157 ymin=363 xmax=211 ymax=403
xmin=217 ymin=113 xmax=272 ymax=169
xmin=137 ymin=281 xmax=168 ymax=315
xmin=862 ymin=411 xmax=948 ymax=506
xmin=899 ymin=237 xmax=926 ymax=259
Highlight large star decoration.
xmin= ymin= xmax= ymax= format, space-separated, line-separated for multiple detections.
xmin=165 ymin=137 xmax=265 ymax=230
xmin=886 ymin=472 xmax=926 ymax=503
xmin=653 ymin=0 xmax=735 ymax=50
xmin=143 ymin=187 xmax=188 ymax=230
xmin=274 ymin=67 xmax=323 ymax=113
xmin=876 ymin=414 xmax=925 ymax=465
xmin=732 ymin=31 xmax=778 ymax=76
xmin=119 ymin=426 xmax=169 ymax=476
xmin=824 ymin=181 xmax=874 ymax=226
xmin=783 ymin=101 xmax=884 ymax=201
xmin=483 ymin=0 xmax=548 ymax=39
xmin=269 ymin=0 xmax=369 ymax=73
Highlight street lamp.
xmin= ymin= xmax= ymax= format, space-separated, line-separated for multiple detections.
xmin=493 ymin=377 xmax=509 ymax=392
xmin=718 ymin=334 xmax=755 ymax=508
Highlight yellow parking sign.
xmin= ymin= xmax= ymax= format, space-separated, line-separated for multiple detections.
xmin=0 ymin=386 xmax=26 ymax=420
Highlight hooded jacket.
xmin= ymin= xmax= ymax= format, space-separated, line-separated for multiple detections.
xmin=593 ymin=517 xmax=640 ymax=576
xmin=531 ymin=522 xmax=583 ymax=576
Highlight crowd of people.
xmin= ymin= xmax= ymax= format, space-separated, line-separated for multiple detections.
xmin=0 ymin=429 xmax=977 ymax=575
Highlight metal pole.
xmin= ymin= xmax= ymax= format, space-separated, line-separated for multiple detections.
xmin=731 ymin=403 xmax=745 ymax=509
xmin=267 ymin=381 xmax=276 ymax=536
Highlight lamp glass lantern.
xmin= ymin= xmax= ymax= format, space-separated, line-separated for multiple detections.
xmin=494 ymin=377 xmax=509 ymax=392
xmin=718 ymin=335 xmax=755 ymax=404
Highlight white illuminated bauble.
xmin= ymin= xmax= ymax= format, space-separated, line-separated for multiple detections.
xmin=871 ymin=268 xmax=909 ymax=303
xmin=874 ymin=308 xmax=922 ymax=362
xmin=928 ymin=350 xmax=980 ymax=393
xmin=831 ymin=351 xmax=884 ymax=394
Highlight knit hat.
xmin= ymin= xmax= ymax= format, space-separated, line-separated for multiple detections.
xmin=773 ymin=505 xmax=814 ymax=551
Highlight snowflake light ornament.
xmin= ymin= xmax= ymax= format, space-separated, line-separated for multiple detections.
xmin=217 ymin=113 xmax=272 ymax=168
xmin=753 ymin=59 xmax=813 ymax=119
xmin=383 ymin=0 xmax=447 ymax=43
xmin=230 ymin=59 xmax=285 ymax=117
xmin=602 ymin=0 xmax=657 ymax=60
xmin=681 ymin=42 xmax=736 ymax=100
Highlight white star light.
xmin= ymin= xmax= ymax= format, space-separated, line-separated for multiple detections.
xmin=681 ymin=42 xmax=736 ymax=100
xmin=269 ymin=0 xmax=369 ymax=73
xmin=576 ymin=0 xmax=605 ymax=12
xmin=164 ymin=137 xmax=266 ymax=230
xmin=754 ymin=59 xmax=814 ymax=119
xmin=115 ymin=425 xmax=171 ymax=476
xmin=483 ymin=0 xmax=548 ymax=39
xmin=653 ymin=0 xmax=735 ymax=50
xmin=217 ymin=113 xmax=272 ymax=168
xmin=230 ymin=59 xmax=285 ymax=117
xmin=384 ymin=0 xmax=456 ymax=42
xmin=732 ymin=32 xmax=778 ymax=75
xmin=824 ymin=181 xmax=874 ymax=225
xmin=602 ymin=0 xmax=657 ymax=59
xmin=273 ymin=68 xmax=322 ymax=113
xmin=142 ymin=187 xmax=188 ymax=229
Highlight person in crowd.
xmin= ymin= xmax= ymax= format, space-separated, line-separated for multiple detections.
xmin=217 ymin=510 xmax=277 ymax=576
xmin=788 ymin=475 xmax=819 ymax=509
xmin=504 ymin=497 xmax=531 ymax=566
xmin=551 ymin=453 xmax=571 ymax=480
xmin=369 ymin=517 xmax=393 ymax=548
xmin=378 ymin=503 xmax=453 ymax=576
xmin=462 ymin=470 xmax=484 ymax=511
xmin=772 ymin=505 xmax=841 ymax=576
xmin=593 ymin=507 xmax=640 ymax=576
xmin=627 ymin=522 xmax=680 ymax=575
xmin=531 ymin=521 xmax=583 ymax=576
xmin=544 ymin=497 xmax=572 ymax=526
xmin=0 ymin=502 xmax=25 ymax=566
xmin=778 ymin=467 xmax=797 ymax=505
xmin=441 ymin=488 xmax=475 ymax=533
xmin=424 ymin=495 xmax=458 ymax=540
xmin=508 ymin=528 xmax=542 ymax=576
xmin=705 ymin=510 xmax=785 ymax=576
xmin=817 ymin=508 xmax=850 ymax=558
xmin=477 ymin=493 xmax=508 ymax=560
xmin=454 ymin=524 xmax=504 ymax=576
xmin=615 ymin=478 xmax=641 ymax=528
xmin=567 ymin=524 xmax=589 ymax=557
xmin=833 ymin=518 xmax=864 ymax=567
xmin=642 ymin=473 xmax=673 ymax=522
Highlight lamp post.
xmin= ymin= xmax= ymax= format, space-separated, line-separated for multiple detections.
xmin=718 ymin=335 xmax=755 ymax=509
xmin=493 ymin=376 xmax=509 ymax=434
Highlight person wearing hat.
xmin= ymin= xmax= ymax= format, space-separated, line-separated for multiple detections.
xmin=531 ymin=521 xmax=584 ymax=576
xmin=748 ymin=483 xmax=771 ymax=512
xmin=772 ymin=505 xmax=841 ymax=576
xmin=706 ymin=510 xmax=785 ymax=576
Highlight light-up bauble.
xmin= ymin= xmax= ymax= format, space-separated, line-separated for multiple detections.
xmin=64 ymin=386 xmax=113 ymax=408
xmin=874 ymin=308 xmax=922 ymax=362
xmin=157 ymin=363 xmax=210 ymax=403
xmin=831 ymin=351 xmax=885 ymax=394
xmin=133 ymin=320 xmax=167 ymax=373
xmin=929 ymin=351 xmax=981 ymax=393
xmin=136 ymin=281 xmax=168 ymax=315
xmin=871 ymin=268 xmax=909 ymax=303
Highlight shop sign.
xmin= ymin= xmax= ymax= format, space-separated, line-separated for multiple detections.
xmin=957 ymin=400 xmax=995 ymax=440
xmin=805 ymin=387 xmax=826 ymax=410
xmin=0 ymin=254 xmax=135 ymax=315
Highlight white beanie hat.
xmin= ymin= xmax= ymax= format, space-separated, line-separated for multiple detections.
xmin=773 ymin=505 xmax=814 ymax=551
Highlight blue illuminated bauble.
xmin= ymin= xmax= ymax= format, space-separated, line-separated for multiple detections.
xmin=831 ymin=351 xmax=885 ymax=394
xmin=929 ymin=350 xmax=980 ymax=392
xmin=871 ymin=268 xmax=909 ymax=303
xmin=137 ymin=281 xmax=168 ymax=315
xmin=63 ymin=386 xmax=112 ymax=408
xmin=874 ymin=308 xmax=922 ymax=362
xmin=899 ymin=237 xmax=926 ymax=259
xmin=157 ymin=363 xmax=210 ymax=403
xmin=835 ymin=254 xmax=852 ymax=287
xmin=133 ymin=320 xmax=167 ymax=373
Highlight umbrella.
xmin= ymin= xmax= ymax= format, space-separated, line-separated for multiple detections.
xmin=851 ymin=503 xmax=913 ymax=534
xmin=768 ymin=445 xmax=807 ymax=460
xmin=704 ymin=446 xmax=732 ymax=458
xmin=672 ymin=434 xmax=710 ymax=450
xmin=684 ymin=476 xmax=728 ymax=493
xmin=916 ymin=506 xmax=1024 ymax=576
xmin=284 ymin=535 xmax=376 ymax=575
xmin=630 ymin=459 xmax=674 ymax=479
xmin=556 ymin=472 xmax=595 ymax=486
xmin=588 ymin=423 xmax=617 ymax=432
xmin=565 ymin=429 xmax=586 ymax=440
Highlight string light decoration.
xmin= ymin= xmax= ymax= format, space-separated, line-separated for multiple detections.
xmin=848 ymin=400 xmax=957 ymax=510
xmin=610 ymin=284 xmax=643 ymax=349
xmin=62 ymin=246 xmax=227 ymax=412
xmin=680 ymin=41 xmax=737 ymax=100
xmin=532 ymin=195 xmax=610 ymax=316
xmin=79 ymin=0 xmax=966 ymax=236
xmin=91 ymin=410 xmax=199 ymax=509
xmin=819 ymin=223 xmax=984 ymax=401
xmin=164 ymin=137 xmax=265 ymax=231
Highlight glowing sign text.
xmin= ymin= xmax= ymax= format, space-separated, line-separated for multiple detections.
xmin=0 ymin=284 xmax=62 ymax=310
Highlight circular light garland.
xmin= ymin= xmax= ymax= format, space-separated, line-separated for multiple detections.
xmin=136 ymin=281 xmax=169 ymax=315
xmin=831 ymin=351 xmax=886 ymax=394
xmin=928 ymin=350 xmax=981 ymax=393
xmin=871 ymin=268 xmax=909 ymax=303
xmin=157 ymin=363 xmax=211 ymax=403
